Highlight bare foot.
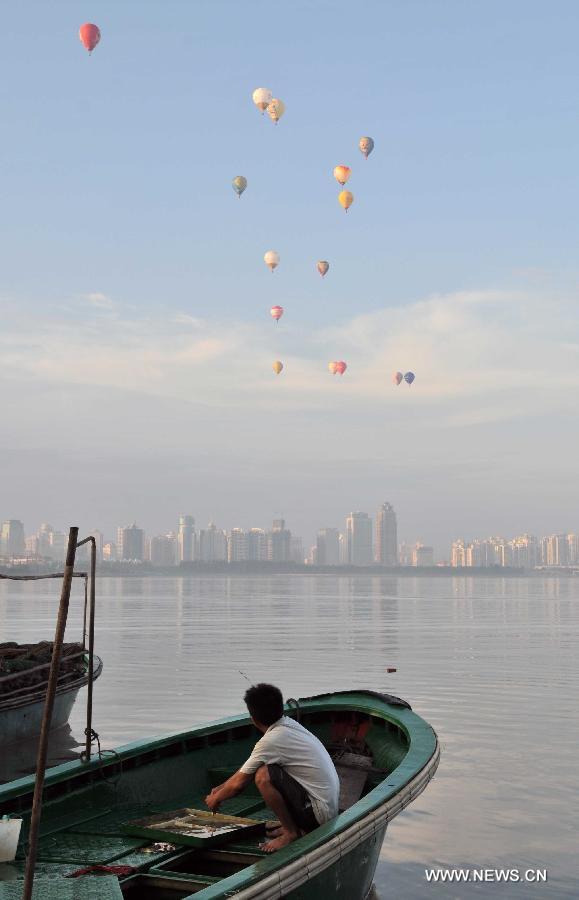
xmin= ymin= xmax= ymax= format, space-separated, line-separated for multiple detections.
xmin=266 ymin=820 xmax=283 ymax=837
xmin=260 ymin=828 xmax=299 ymax=853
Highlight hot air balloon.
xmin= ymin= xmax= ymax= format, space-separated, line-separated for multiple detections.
xmin=404 ymin=372 xmax=415 ymax=386
xmin=272 ymin=360 xmax=283 ymax=375
xmin=335 ymin=361 xmax=347 ymax=375
xmin=79 ymin=23 xmax=101 ymax=54
xmin=267 ymin=98 xmax=285 ymax=124
xmin=392 ymin=371 xmax=403 ymax=386
xmin=359 ymin=136 xmax=374 ymax=159
xmin=333 ymin=165 xmax=351 ymax=186
xmin=338 ymin=191 xmax=354 ymax=212
xmin=252 ymin=87 xmax=272 ymax=113
xmin=232 ymin=176 xmax=247 ymax=198
xmin=317 ymin=260 xmax=329 ymax=277
xmin=264 ymin=250 xmax=280 ymax=272
xmin=328 ymin=361 xmax=338 ymax=375
xmin=270 ymin=305 xmax=284 ymax=323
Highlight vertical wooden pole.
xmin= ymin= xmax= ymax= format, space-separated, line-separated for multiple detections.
xmin=84 ymin=537 xmax=96 ymax=761
xmin=22 ymin=526 xmax=78 ymax=900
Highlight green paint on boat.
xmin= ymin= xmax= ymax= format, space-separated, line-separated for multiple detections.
xmin=0 ymin=691 xmax=439 ymax=900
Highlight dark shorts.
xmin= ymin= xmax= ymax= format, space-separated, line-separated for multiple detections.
xmin=267 ymin=764 xmax=319 ymax=834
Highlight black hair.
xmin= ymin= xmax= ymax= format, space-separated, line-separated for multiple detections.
xmin=244 ymin=683 xmax=284 ymax=726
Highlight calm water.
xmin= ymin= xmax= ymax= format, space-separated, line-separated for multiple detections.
xmin=1 ymin=574 xmax=577 ymax=897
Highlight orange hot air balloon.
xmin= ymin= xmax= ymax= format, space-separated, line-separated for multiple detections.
xmin=338 ymin=190 xmax=354 ymax=211
xmin=272 ymin=360 xmax=283 ymax=375
xmin=79 ymin=23 xmax=101 ymax=54
xmin=317 ymin=260 xmax=329 ymax=277
xmin=333 ymin=165 xmax=351 ymax=186
xmin=328 ymin=361 xmax=338 ymax=375
xmin=392 ymin=371 xmax=403 ymax=386
xmin=270 ymin=305 xmax=284 ymax=323
xmin=335 ymin=361 xmax=347 ymax=375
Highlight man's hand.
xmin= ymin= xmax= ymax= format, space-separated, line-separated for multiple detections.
xmin=205 ymin=787 xmax=222 ymax=813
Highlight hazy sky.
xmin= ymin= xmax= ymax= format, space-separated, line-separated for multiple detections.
xmin=1 ymin=1 xmax=579 ymax=554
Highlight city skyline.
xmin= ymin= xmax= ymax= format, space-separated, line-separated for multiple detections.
xmin=3 ymin=506 xmax=579 ymax=569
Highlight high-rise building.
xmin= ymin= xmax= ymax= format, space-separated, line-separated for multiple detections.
xmin=346 ymin=512 xmax=373 ymax=566
xmin=451 ymin=539 xmax=466 ymax=567
xmin=267 ymin=518 xmax=292 ymax=563
xmin=102 ymin=542 xmax=117 ymax=561
xmin=412 ymin=543 xmax=434 ymax=567
xmin=568 ymin=534 xmax=579 ymax=565
xmin=228 ymin=529 xmax=248 ymax=562
xmin=316 ymin=528 xmax=340 ymax=566
xmin=177 ymin=515 xmax=196 ymax=563
xmin=543 ymin=534 xmax=569 ymax=567
xmin=48 ymin=531 xmax=66 ymax=562
xmin=247 ymin=528 xmax=267 ymax=561
xmin=117 ymin=524 xmax=145 ymax=561
xmin=148 ymin=533 xmax=177 ymax=566
xmin=198 ymin=523 xmax=227 ymax=562
xmin=290 ymin=537 xmax=304 ymax=565
xmin=376 ymin=502 xmax=397 ymax=566
xmin=0 ymin=520 xmax=26 ymax=559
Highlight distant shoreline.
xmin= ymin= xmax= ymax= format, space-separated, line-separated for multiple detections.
xmin=2 ymin=562 xmax=578 ymax=578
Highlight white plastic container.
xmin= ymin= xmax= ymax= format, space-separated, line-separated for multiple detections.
xmin=0 ymin=816 xmax=22 ymax=863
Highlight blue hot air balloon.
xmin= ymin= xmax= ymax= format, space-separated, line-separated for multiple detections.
xmin=404 ymin=371 xmax=415 ymax=386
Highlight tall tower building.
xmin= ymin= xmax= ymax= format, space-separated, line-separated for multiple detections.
xmin=316 ymin=528 xmax=340 ymax=566
xmin=198 ymin=523 xmax=227 ymax=562
xmin=228 ymin=529 xmax=248 ymax=562
xmin=376 ymin=502 xmax=397 ymax=566
xmin=0 ymin=520 xmax=26 ymax=558
xmin=267 ymin=518 xmax=291 ymax=563
xmin=117 ymin=524 xmax=145 ymax=561
xmin=177 ymin=515 xmax=196 ymax=563
xmin=247 ymin=529 xmax=267 ymax=561
xmin=346 ymin=512 xmax=373 ymax=566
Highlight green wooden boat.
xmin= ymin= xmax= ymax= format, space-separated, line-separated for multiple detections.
xmin=0 ymin=690 xmax=439 ymax=899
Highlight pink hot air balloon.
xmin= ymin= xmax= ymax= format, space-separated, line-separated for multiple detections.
xmin=335 ymin=361 xmax=347 ymax=375
xmin=392 ymin=371 xmax=403 ymax=386
xmin=79 ymin=23 xmax=101 ymax=54
xmin=270 ymin=305 xmax=284 ymax=323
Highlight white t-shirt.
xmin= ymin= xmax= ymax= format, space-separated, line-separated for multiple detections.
xmin=240 ymin=716 xmax=340 ymax=825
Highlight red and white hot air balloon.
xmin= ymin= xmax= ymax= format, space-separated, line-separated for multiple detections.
xmin=335 ymin=361 xmax=347 ymax=375
xmin=270 ymin=305 xmax=284 ymax=323
xmin=79 ymin=23 xmax=101 ymax=54
xmin=317 ymin=260 xmax=329 ymax=277
xmin=392 ymin=371 xmax=403 ymax=386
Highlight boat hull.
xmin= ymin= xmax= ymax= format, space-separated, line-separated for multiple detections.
xmin=0 ymin=655 xmax=102 ymax=747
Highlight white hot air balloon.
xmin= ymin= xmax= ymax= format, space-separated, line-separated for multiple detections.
xmin=252 ymin=87 xmax=273 ymax=113
xmin=264 ymin=250 xmax=280 ymax=272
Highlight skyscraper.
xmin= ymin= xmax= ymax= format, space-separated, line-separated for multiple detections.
xmin=0 ymin=520 xmax=26 ymax=558
xmin=247 ymin=528 xmax=267 ymax=561
xmin=376 ymin=502 xmax=397 ymax=566
xmin=228 ymin=529 xmax=248 ymax=562
xmin=316 ymin=528 xmax=340 ymax=566
xmin=267 ymin=518 xmax=291 ymax=563
xmin=117 ymin=524 xmax=145 ymax=561
xmin=177 ymin=515 xmax=196 ymax=563
xmin=346 ymin=512 xmax=373 ymax=566
xmin=198 ymin=523 xmax=227 ymax=562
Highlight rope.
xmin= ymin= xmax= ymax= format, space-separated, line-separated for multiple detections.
xmin=82 ymin=729 xmax=124 ymax=787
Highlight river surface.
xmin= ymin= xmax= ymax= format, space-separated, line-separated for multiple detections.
xmin=1 ymin=574 xmax=577 ymax=897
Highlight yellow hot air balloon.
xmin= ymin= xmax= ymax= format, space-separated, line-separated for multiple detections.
xmin=267 ymin=98 xmax=285 ymax=123
xmin=252 ymin=87 xmax=272 ymax=113
xmin=338 ymin=190 xmax=354 ymax=211
xmin=273 ymin=360 xmax=283 ymax=375
xmin=333 ymin=165 xmax=351 ymax=186
xmin=264 ymin=250 xmax=280 ymax=272
xmin=328 ymin=361 xmax=338 ymax=375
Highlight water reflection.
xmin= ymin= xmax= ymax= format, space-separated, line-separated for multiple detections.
xmin=0 ymin=574 xmax=577 ymax=897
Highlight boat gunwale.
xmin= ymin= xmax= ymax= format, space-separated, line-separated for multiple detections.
xmin=0 ymin=692 xmax=439 ymax=898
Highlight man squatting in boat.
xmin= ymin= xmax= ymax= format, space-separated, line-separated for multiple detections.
xmin=205 ymin=683 xmax=340 ymax=852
